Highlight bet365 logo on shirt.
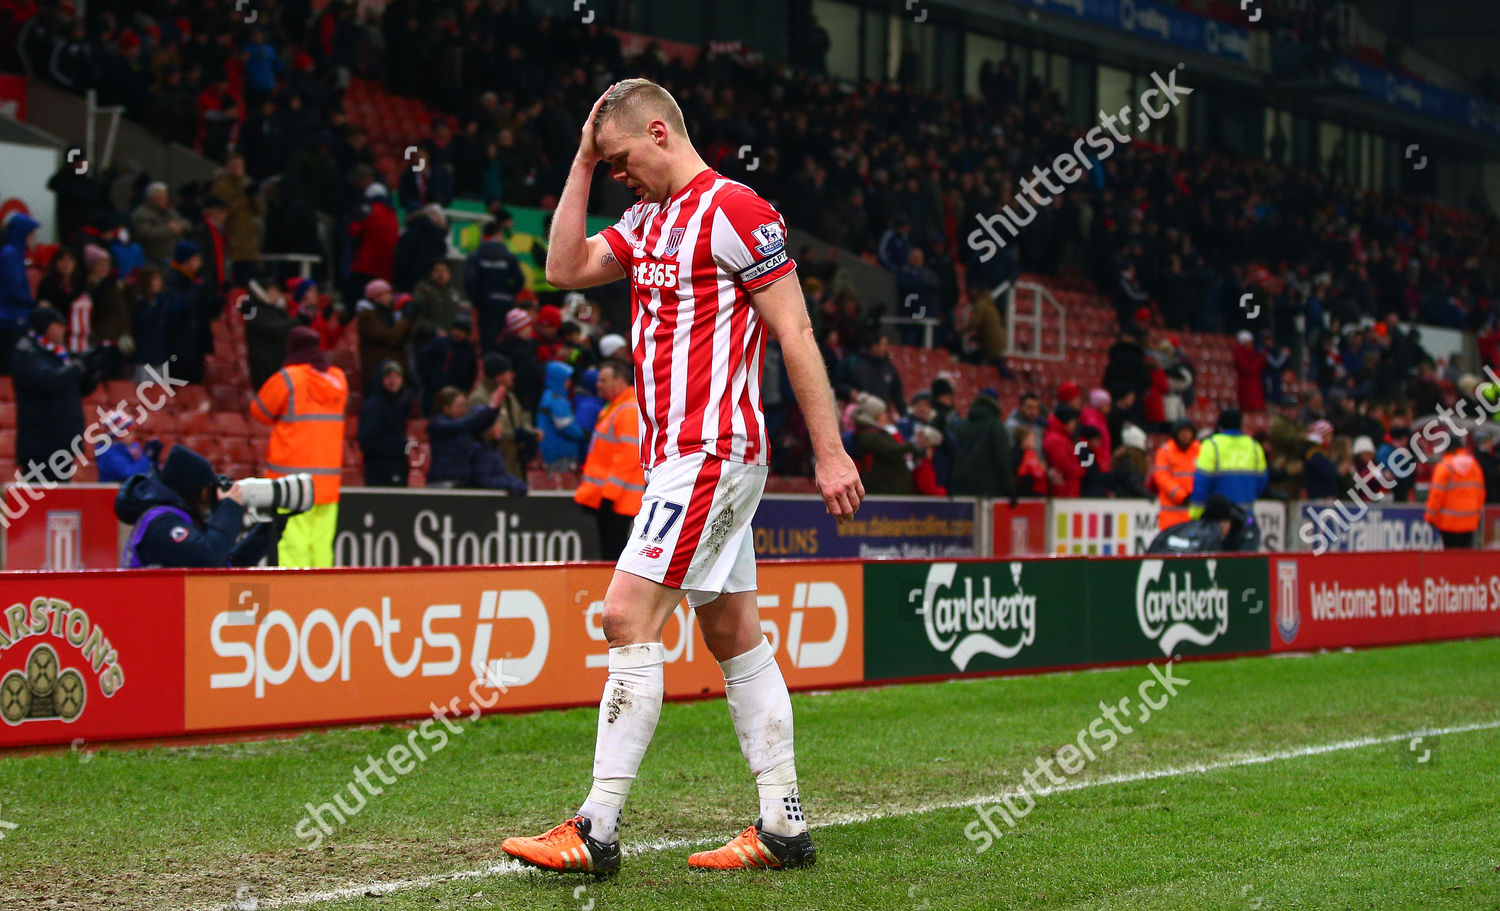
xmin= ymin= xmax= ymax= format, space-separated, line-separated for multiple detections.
xmin=632 ymin=260 xmax=679 ymax=289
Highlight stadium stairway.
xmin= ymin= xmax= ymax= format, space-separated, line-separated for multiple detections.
xmin=343 ymin=78 xmax=442 ymax=193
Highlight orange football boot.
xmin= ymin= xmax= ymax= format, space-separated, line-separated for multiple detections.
xmin=502 ymin=816 xmax=621 ymax=875
xmin=687 ymin=819 xmax=816 ymax=870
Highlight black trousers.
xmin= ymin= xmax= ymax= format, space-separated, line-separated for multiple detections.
xmin=1440 ymin=530 xmax=1474 ymax=549
xmin=594 ymin=503 xmax=635 ymax=563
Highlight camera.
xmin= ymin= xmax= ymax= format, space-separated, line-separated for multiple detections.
xmin=217 ymin=473 xmax=315 ymax=520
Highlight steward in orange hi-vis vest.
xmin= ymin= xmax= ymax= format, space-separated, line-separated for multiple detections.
xmin=574 ymin=363 xmax=645 ymax=561
xmin=575 ymin=388 xmax=645 ymax=515
xmin=249 ymin=328 xmax=348 ymax=567
xmin=1425 ymin=443 xmax=1484 ymax=547
xmin=251 ymin=362 xmax=348 ymax=502
xmin=1151 ymin=420 xmax=1200 ymax=530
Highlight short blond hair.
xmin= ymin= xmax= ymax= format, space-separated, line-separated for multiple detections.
xmin=594 ymin=78 xmax=687 ymax=139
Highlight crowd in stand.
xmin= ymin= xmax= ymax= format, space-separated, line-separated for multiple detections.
xmin=6 ymin=0 xmax=1499 ymax=506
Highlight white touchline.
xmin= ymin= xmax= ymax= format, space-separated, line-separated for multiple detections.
xmin=194 ymin=717 xmax=1500 ymax=910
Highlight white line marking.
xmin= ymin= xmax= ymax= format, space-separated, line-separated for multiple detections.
xmin=198 ymin=718 xmax=1500 ymax=910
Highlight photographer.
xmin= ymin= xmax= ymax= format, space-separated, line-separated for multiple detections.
xmin=1146 ymin=495 xmax=1256 ymax=554
xmin=115 ymin=445 xmax=271 ymax=568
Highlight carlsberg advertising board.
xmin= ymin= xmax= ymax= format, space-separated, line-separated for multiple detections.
xmin=863 ymin=556 xmax=1271 ymax=680
xmin=863 ymin=560 xmax=1084 ymax=680
xmin=1088 ymin=556 xmax=1270 ymax=661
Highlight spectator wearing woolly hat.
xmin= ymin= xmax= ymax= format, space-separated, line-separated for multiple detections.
xmin=851 ymin=393 xmax=916 ymax=495
xmin=94 ymin=409 xmax=159 ymax=483
xmin=13 ymin=306 xmax=97 ymax=484
xmin=1110 ymin=423 xmax=1151 ymax=499
xmin=163 ymin=241 xmax=215 ymax=384
xmin=1056 ymin=381 xmax=1082 ymax=411
xmin=469 ymin=351 xmax=538 ymax=477
xmin=533 ymin=303 xmax=565 ymax=361
xmin=949 ymin=388 xmax=1014 ymax=498
xmin=347 ymin=182 xmax=398 ymax=301
xmin=355 ymin=278 xmax=414 ymax=392
xmin=1302 ymin=420 xmax=1341 ymax=499
xmin=598 ymin=333 xmax=628 ymax=361
xmin=930 ymin=375 xmax=957 ymax=428
xmin=416 ymin=314 xmax=477 ymax=416
xmin=1043 ymin=405 xmax=1085 ymax=497
xmin=1080 ymin=388 xmax=1113 ymax=473
xmin=82 ymin=245 xmax=131 ymax=379
xmin=358 ymin=360 xmax=413 ymax=487
xmin=498 ymin=306 xmax=543 ymax=414
xmin=1233 ymin=330 xmax=1268 ymax=412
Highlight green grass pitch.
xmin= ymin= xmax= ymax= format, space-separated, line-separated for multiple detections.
xmin=2 ymin=638 xmax=1497 ymax=910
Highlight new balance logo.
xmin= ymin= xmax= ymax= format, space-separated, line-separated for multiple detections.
xmin=638 ymin=545 xmax=665 ymax=559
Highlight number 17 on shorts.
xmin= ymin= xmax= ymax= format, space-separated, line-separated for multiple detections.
xmin=614 ymin=451 xmax=766 ymax=594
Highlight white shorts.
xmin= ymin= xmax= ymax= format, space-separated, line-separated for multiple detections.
xmin=614 ymin=451 xmax=767 ymax=607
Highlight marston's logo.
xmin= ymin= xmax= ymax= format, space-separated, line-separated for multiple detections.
xmin=1135 ymin=559 xmax=1230 ymax=655
xmin=0 ymin=597 xmax=124 ymax=726
xmin=916 ymin=562 xmax=1037 ymax=671
xmin=1 ymin=644 xmax=86 ymax=724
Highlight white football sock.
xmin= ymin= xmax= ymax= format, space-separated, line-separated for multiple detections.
xmin=577 ymin=642 xmax=664 ymax=844
xmin=721 ymin=636 xmax=807 ymax=837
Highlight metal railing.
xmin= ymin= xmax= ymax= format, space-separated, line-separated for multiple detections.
xmin=1006 ymin=280 xmax=1066 ymax=361
xmin=259 ymin=254 xmax=322 ymax=280
xmin=879 ymin=316 xmax=941 ymax=349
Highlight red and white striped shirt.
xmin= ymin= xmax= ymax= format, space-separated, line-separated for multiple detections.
xmin=600 ymin=168 xmax=796 ymax=470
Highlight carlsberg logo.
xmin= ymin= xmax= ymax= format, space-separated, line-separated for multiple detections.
xmin=919 ymin=563 xmax=1037 ymax=671
xmin=1135 ymin=559 xmax=1230 ymax=655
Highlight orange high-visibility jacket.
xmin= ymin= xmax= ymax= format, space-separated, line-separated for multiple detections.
xmin=1152 ymin=438 xmax=1201 ymax=530
xmin=1425 ymin=449 xmax=1484 ymax=532
xmin=575 ymin=386 xmax=645 ymax=516
xmin=249 ymin=363 xmax=349 ymax=503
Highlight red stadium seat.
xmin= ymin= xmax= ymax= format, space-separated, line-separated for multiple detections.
xmin=213 ymin=413 xmax=249 ymax=436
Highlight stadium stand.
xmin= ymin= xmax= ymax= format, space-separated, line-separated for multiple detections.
xmin=2 ymin=0 xmax=1496 ymax=506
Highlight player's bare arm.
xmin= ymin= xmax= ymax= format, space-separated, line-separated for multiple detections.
xmin=545 ymin=85 xmax=625 ymax=290
xmin=750 ymin=272 xmax=864 ymax=523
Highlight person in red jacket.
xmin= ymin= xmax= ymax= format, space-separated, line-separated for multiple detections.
xmin=348 ymin=182 xmax=398 ymax=301
xmin=910 ymin=424 xmax=947 ymax=496
xmin=1233 ymin=330 xmax=1267 ymax=412
xmin=1145 ymin=357 xmax=1169 ymax=427
xmin=1080 ymin=388 xmax=1113 ymax=472
xmin=1042 ymin=405 xmax=1085 ymax=497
